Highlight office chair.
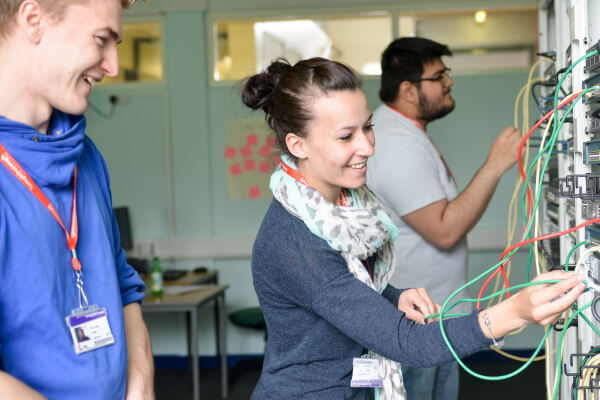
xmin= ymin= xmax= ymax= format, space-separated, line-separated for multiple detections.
xmin=228 ymin=307 xmax=266 ymax=383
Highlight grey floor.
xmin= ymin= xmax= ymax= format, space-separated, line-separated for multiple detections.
xmin=155 ymin=356 xmax=547 ymax=399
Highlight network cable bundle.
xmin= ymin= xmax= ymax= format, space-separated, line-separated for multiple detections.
xmin=537 ymin=1 xmax=600 ymax=399
xmin=428 ymin=1 xmax=600 ymax=399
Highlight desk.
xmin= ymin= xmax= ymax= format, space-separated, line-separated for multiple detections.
xmin=166 ymin=270 xmax=218 ymax=285
xmin=142 ymin=284 xmax=229 ymax=400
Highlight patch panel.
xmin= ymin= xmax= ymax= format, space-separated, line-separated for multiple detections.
xmin=540 ymin=5 xmax=600 ymax=399
xmin=586 ymin=224 xmax=600 ymax=246
xmin=585 ymin=42 xmax=600 ymax=74
xmin=588 ymin=118 xmax=600 ymax=135
xmin=583 ymin=202 xmax=600 ymax=220
xmin=547 ymin=202 xmax=559 ymax=223
xmin=583 ymin=76 xmax=600 ymax=104
xmin=585 ymin=140 xmax=600 ymax=164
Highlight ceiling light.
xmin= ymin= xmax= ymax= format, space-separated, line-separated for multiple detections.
xmin=474 ymin=10 xmax=487 ymax=24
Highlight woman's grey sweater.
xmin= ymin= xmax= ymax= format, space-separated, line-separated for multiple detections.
xmin=251 ymin=199 xmax=492 ymax=399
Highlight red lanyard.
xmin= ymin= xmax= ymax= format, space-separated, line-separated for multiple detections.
xmin=362 ymin=258 xmax=372 ymax=280
xmin=385 ymin=104 xmax=425 ymax=131
xmin=281 ymin=160 xmax=347 ymax=205
xmin=281 ymin=160 xmax=373 ymax=277
xmin=339 ymin=190 xmax=348 ymax=207
xmin=0 ymin=142 xmax=82 ymax=272
xmin=281 ymin=160 xmax=308 ymax=185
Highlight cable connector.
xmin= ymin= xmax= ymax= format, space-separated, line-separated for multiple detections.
xmin=536 ymin=50 xmax=556 ymax=60
xmin=585 ymin=43 xmax=600 ymax=74
xmin=585 ymin=272 xmax=600 ymax=292
xmin=588 ymin=40 xmax=600 ymax=54
xmin=585 ymin=86 xmax=600 ymax=101
xmin=540 ymin=77 xmax=559 ymax=87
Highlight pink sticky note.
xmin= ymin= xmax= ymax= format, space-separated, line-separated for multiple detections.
xmin=244 ymin=159 xmax=256 ymax=171
xmin=266 ymin=136 xmax=277 ymax=147
xmin=224 ymin=146 xmax=236 ymax=159
xmin=259 ymin=161 xmax=270 ymax=173
xmin=248 ymin=186 xmax=261 ymax=199
xmin=247 ymin=134 xmax=259 ymax=146
xmin=258 ymin=144 xmax=271 ymax=158
xmin=240 ymin=146 xmax=252 ymax=158
xmin=229 ymin=163 xmax=242 ymax=176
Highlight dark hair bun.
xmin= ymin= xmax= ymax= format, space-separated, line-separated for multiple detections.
xmin=241 ymin=59 xmax=292 ymax=114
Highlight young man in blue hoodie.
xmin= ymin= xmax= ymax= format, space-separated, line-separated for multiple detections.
xmin=0 ymin=1 xmax=154 ymax=399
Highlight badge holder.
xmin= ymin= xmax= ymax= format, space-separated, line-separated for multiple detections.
xmin=65 ymin=270 xmax=115 ymax=355
xmin=350 ymin=353 xmax=383 ymax=388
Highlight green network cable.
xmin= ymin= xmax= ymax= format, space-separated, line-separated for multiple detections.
xmin=565 ymin=241 xmax=590 ymax=269
xmin=431 ymin=49 xmax=600 ymax=387
xmin=552 ymin=302 xmax=594 ymax=400
xmin=517 ymin=50 xmax=598 ymax=282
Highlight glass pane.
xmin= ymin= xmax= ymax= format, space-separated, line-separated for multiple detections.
xmin=213 ymin=13 xmax=392 ymax=81
xmin=398 ymin=9 xmax=538 ymax=72
xmin=100 ymin=21 xmax=163 ymax=85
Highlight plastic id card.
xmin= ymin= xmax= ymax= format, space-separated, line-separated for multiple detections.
xmin=65 ymin=306 xmax=115 ymax=355
xmin=350 ymin=357 xmax=383 ymax=387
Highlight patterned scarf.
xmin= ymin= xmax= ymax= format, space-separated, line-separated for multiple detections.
xmin=270 ymin=155 xmax=407 ymax=400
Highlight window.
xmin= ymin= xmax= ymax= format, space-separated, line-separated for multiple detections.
xmin=398 ymin=9 xmax=538 ymax=72
xmin=211 ymin=8 xmax=538 ymax=82
xmin=100 ymin=21 xmax=163 ymax=85
xmin=212 ymin=13 xmax=392 ymax=81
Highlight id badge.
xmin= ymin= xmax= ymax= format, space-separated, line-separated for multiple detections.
xmin=65 ymin=305 xmax=115 ymax=355
xmin=350 ymin=356 xmax=383 ymax=388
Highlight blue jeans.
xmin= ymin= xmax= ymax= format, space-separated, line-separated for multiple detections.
xmin=401 ymin=361 xmax=458 ymax=400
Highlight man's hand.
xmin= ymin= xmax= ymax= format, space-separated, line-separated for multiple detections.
xmin=398 ymin=288 xmax=441 ymax=324
xmin=485 ymin=126 xmax=522 ymax=175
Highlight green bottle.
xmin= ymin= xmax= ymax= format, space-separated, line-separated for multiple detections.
xmin=151 ymin=257 xmax=163 ymax=298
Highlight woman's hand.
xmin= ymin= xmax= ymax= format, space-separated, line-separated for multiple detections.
xmin=482 ymin=271 xmax=586 ymax=338
xmin=511 ymin=270 xmax=586 ymax=326
xmin=398 ymin=288 xmax=441 ymax=324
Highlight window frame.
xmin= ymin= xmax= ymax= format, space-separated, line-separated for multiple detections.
xmin=207 ymin=7 xmax=398 ymax=87
xmin=206 ymin=5 xmax=538 ymax=86
xmin=97 ymin=14 xmax=167 ymax=89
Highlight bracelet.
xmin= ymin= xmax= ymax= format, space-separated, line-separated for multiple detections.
xmin=483 ymin=312 xmax=505 ymax=349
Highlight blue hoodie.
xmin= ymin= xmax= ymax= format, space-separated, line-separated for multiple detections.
xmin=0 ymin=111 xmax=145 ymax=399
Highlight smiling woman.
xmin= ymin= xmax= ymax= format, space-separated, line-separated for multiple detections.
xmin=242 ymin=57 xmax=587 ymax=400
xmin=243 ymin=58 xmax=372 ymax=204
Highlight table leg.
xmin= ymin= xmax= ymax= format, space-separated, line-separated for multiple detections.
xmin=216 ymin=292 xmax=228 ymax=398
xmin=191 ymin=308 xmax=200 ymax=400
xmin=186 ymin=313 xmax=192 ymax=378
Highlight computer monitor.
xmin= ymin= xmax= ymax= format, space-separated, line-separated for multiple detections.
xmin=113 ymin=207 xmax=133 ymax=251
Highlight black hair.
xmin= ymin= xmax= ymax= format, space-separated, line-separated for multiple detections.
xmin=379 ymin=37 xmax=452 ymax=103
xmin=241 ymin=57 xmax=361 ymax=157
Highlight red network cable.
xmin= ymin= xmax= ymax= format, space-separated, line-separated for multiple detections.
xmin=475 ymin=90 xmax=584 ymax=309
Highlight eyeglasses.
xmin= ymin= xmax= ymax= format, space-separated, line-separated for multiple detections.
xmin=411 ymin=68 xmax=452 ymax=83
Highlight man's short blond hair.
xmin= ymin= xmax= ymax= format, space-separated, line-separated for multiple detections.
xmin=0 ymin=0 xmax=136 ymax=41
